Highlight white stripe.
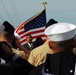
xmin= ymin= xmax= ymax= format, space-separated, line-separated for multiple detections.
xmin=20 ymin=26 xmax=45 ymax=33
xmin=41 ymin=67 xmax=53 ymax=75
xmin=20 ymin=32 xmax=45 ymax=42
xmin=21 ymin=37 xmax=46 ymax=45
xmin=1 ymin=59 xmax=6 ymax=64
xmin=18 ymin=28 xmax=24 ymax=33
xmin=12 ymin=54 xmax=19 ymax=61
xmin=19 ymin=27 xmax=45 ymax=37
xmin=74 ymin=62 xmax=76 ymax=75
xmin=32 ymin=32 xmax=45 ymax=36
xmin=20 ymin=37 xmax=26 ymax=42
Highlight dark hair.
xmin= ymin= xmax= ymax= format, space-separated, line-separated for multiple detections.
xmin=0 ymin=41 xmax=12 ymax=59
xmin=2 ymin=21 xmax=15 ymax=34
xmin=33 ymin=37 xmax=44 ymax=49
xmin=45 ymin=19 xmax=58 ymax=28
xmin=26 ymin=34 xmax=32 ymax=38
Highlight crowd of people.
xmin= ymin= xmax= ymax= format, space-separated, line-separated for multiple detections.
xmin=0 ymin=19 xmax=76 ymax=75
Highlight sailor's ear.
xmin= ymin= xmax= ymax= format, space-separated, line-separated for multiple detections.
xmin=49 ymin=41 xmax=52 ymax=49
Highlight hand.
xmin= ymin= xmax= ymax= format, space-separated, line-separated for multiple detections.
xmin=15 ymin=37 xmax=21 ymax=48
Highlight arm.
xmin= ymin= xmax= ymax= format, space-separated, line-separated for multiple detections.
xmin=2 ymin=43 xmax=35 ymax=71
xmin=12 ymin=48 xmax=29 ymax=60
xmin=12 ymin=54 xmax=34 ymax=71
xmin=14 ymin=37 xmax=31 ymax=55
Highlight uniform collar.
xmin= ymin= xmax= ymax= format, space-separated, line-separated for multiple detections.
xmin=42 ymin=52 xmax=75 ymax=74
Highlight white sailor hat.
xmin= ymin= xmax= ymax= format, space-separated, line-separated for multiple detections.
xmin=45 ymin=22 xmax=76 ymax=41
xmin=0 ymin=24 xmax=5 ymax=35
xmin=14 ymin=32 xmax=20 ymax=40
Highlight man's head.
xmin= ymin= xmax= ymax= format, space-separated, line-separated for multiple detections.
xmin=45 ymin=22 xmax=76 ymax=53
xmin=26 ymin=34 xmax=32 ymax=43
xmin=1 ymin=21 xmax=15 ymax=43
xmin=2 ymin=21 xmax=15 ymax=34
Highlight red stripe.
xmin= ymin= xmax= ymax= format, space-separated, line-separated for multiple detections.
xmin=20 ymin=37 xmax=46 ymax=44
xmin=17 ymin=28 xmax=46 ymax=45
xmin=26 ymin=29 xmax=45 ymax=34
xmin=18 ymin=28 xmax=45 ymax=35
xmin=20 ymin=39 xmax=26 ymax=44
xmin=15 ymin=9 xmax=46 ymax=45
xmin=20 ymin=29 xmax=45 ymax=38
xmin=18 ymin=30 xmax=25 ymax=35
xmin=20 ymin=34 xmax=46 ymax=44
xmin=32 ymin=34 xmax=46 ymax=38
xmin=15 ymin=22 xmax=26 ymax=33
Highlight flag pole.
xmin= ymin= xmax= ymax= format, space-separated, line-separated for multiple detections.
xmin=42 ymin=2 xmax=47 ymax=10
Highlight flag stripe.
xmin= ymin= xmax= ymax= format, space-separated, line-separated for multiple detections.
xmin=20 ymin=28 xmax=45 ymax=38
xmin=18 ymin=27 xmax=45 ymax=36
xmin=20 ymin=33 xmax=46 ymax=42
xmin=15 ymin=9 xmax=46 ymax=45
xmin=20 ymin=31 xmax=46 ymax=43
xmin=21 ymin=36 xmax=46 ymax=45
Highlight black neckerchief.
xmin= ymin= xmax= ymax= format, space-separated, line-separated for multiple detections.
xmin=43 ymin=52 xmax=76 ymax=75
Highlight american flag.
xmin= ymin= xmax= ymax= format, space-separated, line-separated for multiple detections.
xmin=15 ymin=9 xmax=46 ymax=45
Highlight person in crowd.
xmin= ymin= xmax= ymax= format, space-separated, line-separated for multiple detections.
xmin=1 ymin=21 xmax=30 ymax=60
xmin=23 ymin=34 xmax=34 ymax=51
xmin=0 ymin=23 xmax=34 ymax=75
xmin=32 ymin=37 xmax=44 ymax=49
xmin=28 ymin=19 xmax=58 ymax=66
xmin=0 ymin=40 xmax=34 ymax=75
xmin=29 ymin=22 xmax=76 ymax=75
xmin=0 ymin=21 xmax=76 ymax=75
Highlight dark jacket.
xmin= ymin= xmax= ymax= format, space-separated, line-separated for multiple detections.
xmin=13 ymin=56 xmax=35 ymax=75
xmin=23 ymin=43 xmax=33 ymax=51
xmin=29 ymin=52 xmax=76 ymax=75
xmin=0 ymin=59 xmax=28 ymax=75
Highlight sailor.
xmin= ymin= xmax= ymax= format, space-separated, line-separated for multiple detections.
xmin=29 ymin=22 xmax=76 ymax=75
